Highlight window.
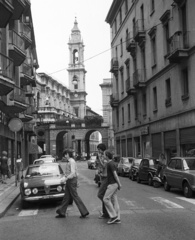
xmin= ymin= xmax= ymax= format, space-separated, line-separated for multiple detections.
xmin=151 ymin=0 xmax=155 ymax=14
xmin=120 ymin=38 xmax=123 ymax=57
xmin=128 ymin=103 xmax=131 ymax=122
xmin=142 ymin=93 xmax=147 ymax=116
xmin=134 ymin=97 xmax=138 ymax=119
xmin=125 ymin=0 xmax=128 ymax=14
xmin=182 ymin=68 xmax=189 ymax=100
xmin=122 ymin=107 xmax=124 ymax=125
xmin=74 ymin=108 xmax=79 ymax=117
xmin=165 ymin=78 xmax=171 ymax=106
xmin=153 ymin=87 xmax=157 ymax=111
xmin=119 ymin=8 xmax=122 ymax=25
xmin=116 ymin=108 xmax=119 ymax=127
xmin=133 ymin=18 xmax=136 ymax=37
xmin=160 ymin=10 xmax=171 ymax=56
xmin=120 ymin=67 xmax=124 ymax=93
xmin=74 ymin=84 xmax=78 ymax=89
xmin=126 ymin=62 xmax=130 ymax=79
xmin=148 ymin=26 xmax=157 ymax=67
xmin=114 ymin=18 xmax=117 ymax=34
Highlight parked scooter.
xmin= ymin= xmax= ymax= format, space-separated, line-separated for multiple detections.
xmin=94 ymin=170 xmax=101 ymax=187
xmin=153 ymin=162 xmax=165 ymax=188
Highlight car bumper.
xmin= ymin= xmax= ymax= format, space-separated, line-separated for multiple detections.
xmin=22 ymin=193 xmax=64 ymax=202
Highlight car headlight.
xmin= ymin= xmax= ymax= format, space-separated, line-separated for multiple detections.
xmin=63 ymin=185 xmax=66 ymax=191
xmin=32 ymin=188 xmax=38 ymax=194
xmin=24 ymin=189 xmax=31 ymax=196
xmin=24 ymin=182 xmax=28 ymax=188
xmin=57 ymin=186 xmax=62 ymax=192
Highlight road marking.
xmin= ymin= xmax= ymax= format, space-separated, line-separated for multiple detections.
xmin=18 ymin=209 xmax=38 ymax=217
xmin=151 ymin=197 xmax=184 ymax=208
xmin=120 ymin=198 xmax=145 ymax=209
xmin=176 ymin=197 xmax=195 ymax=205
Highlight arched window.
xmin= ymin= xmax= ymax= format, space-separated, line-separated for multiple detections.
xmin=73 ymin=49 xmax=79 ymax=64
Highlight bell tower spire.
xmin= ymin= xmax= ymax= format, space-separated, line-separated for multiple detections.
xmin=67 ymin=18 xmax=87 ymax=119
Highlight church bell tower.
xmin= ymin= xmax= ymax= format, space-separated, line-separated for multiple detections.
xmin=67 ymin=18 xmax=87 ymax=119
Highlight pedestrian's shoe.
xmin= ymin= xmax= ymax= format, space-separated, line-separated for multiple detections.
xmin=98 ymin=214 xmax=109 ymax=219
xmin=55 ymin=209 xmax=66 ymax=218
xmin=107 ymin=216 xmax=118 ymax=224
xmin=80 ymin=212 xmax=89 ymax=218
xmin=115 ymin=219 xmax=121 ymax=224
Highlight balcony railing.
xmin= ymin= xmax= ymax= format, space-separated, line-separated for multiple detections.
xmin=168 ymin=31 xmax=190 ymax=62
xmin=110 ymin=93 xmax=119 ymax=108
xmin=0 ymin=53 xmax=14 ymax=80
xmin=9 ymin=30 xmax=25 ymax=52
xmin=21 ymin=22 xmax=32 ymax=48
xmin=0 ymin=0 xmax=13 ymax=27
xmin=134 ymin=19 xmax=146 ymax=43
xmin=126 ymin=77 xmax=136 ymax=95
xmin=133 ymin=69 xmax=147 ymax=88
xmin=126 ymin=32 xmax=137 ymax=57
xmin=110 ymin=58 xmax=119 ymax=73
xmin=38 ymin=107 xmax=58 ymax=114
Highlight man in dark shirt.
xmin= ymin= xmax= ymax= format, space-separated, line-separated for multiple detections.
xmin=103 ymin=150 xmax=122 ymax=224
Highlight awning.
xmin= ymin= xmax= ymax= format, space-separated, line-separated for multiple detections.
xmin=29 ymin=142 xmax=39 ymax=154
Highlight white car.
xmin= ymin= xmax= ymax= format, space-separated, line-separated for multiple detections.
xmin=40 ymin=155 xmax=53 ymax=159
xmin=33 ymin=157 xmax=56 ymax=165
xmin=87 ymin=156 xmax=97 ymax=169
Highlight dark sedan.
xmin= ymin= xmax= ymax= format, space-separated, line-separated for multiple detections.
xmin=20 ymin=163 xmax=66 ymax=208
xmin=137 ymin=158 xmax=159 ymax=186
xmin=163 ymin=157 xmax=195 ymax=198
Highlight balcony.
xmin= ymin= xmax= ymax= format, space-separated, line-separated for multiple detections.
xmin=167 ymin=31 xmax=189 ymax=63
xmin=126 ymin=77 xmax=136 ymax=95
xmin=110 ymin=58 xmax=119 ymax=75
xmin=134 ymin=19 xmax=146 ymax=45
xmin=11 ymin=0 xmax=25 ymax=20
xmin=7 ymin=89 xmax=27 ymax=113
xmin=20 ymin=62 xmax=35 ymax=86
xmin=21 ymin=22 xmax=32 ymax=49
xmin=126 ymin=32 xmax=136 ymax=58
xmin=19 ymin=105 xmax=35 ymax=122
xmin=0 ymin=53 xmax=14 ymax=96
xmin=38 ymin=107 xmax=58 ymax=114
xmin=165 ymin=97 xmax=172 ymax=107
xmin=25 ymin=85 xmax=35 ymax=97
xmin=9 ymin=30 xmax=26 ymax=66
xmin=0 ymin=0 xmax=14 ymax=27
xmin=110 ymin=93 xmax=119 ymax=108
xmin=133 ymin=69 xmax=147 ymax=88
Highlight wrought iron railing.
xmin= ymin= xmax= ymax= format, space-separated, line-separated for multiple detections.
xmin=0 ymin=52 xmax=14 ymax=80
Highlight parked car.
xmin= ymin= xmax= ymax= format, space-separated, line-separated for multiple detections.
xmin=20 ymin=162 xmax=66 ymax=208
xmin=136 ymin=158 xmax=159 ymax=185
xmin=117 ymin=157 xmax=133 ymax=177
xmin=129 ymin=158 xmax=142 ymax=181
xmin=163 ymin=157 xmax=195 ymax=198
xmin=87 ymin=156 xmax=97 ymax=169
xmin=33 ymin=157 xmax=56 ymax=165
xmin=40 ymin=155 xmax=53 ymax=159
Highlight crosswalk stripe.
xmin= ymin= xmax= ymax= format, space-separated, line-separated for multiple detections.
xmin=151 ymin=197 xmax=184 ymax=208
xmin=176 ymin=197 xmax=195 ymax=205
xmin=18 ymin=209 xmax=39 ymax=217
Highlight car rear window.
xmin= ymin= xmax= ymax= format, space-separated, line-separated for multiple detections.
xmin=26 ymin=165 xmax=61 ymax=177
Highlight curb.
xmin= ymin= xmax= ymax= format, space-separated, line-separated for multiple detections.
xmin=0 ymin=187 xmax=20 ymax=218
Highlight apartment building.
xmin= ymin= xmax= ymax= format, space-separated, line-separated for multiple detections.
xmin=0 ymin=0 xmax=39 ymax=169
xmin=106 ymin=0 xmax=195 ymax=161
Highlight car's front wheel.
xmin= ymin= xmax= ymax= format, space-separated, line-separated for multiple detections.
xmin=164 ymin=179 xmax=171 ymax=191
xmin=183 ymin=182 xmax=193 ymax=198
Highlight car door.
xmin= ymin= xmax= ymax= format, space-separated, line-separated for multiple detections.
xmin=139 ymin=159 xmax=148 ymax=180
xmin=166 ymin=159 xmax=177 ymax=187
xmin=173 ymin=159 xmax=183 ymax=188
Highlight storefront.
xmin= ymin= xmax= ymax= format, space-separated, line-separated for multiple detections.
xmin=164 ymin=130 xmax=176 ymax=163
xmin=180 ymin=127 xmax=195 ymax=156
xmin=152 ymin=133 xmax=161 ymax=158
xmin=121 ymin=135 xmax=126 ymax=157
xmin=127 ymin=134 xmax=133 ymax=157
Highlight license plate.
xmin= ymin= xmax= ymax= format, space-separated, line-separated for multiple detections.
xmin=43 ymin=195 xmax=51 ymax=199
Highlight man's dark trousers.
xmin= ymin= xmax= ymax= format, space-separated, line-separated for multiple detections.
xmin=97 ymin=176 xmax=109 ymax=216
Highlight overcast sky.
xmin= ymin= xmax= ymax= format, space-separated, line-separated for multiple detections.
xmin=31 ymin=0 xmax=113 ymax=115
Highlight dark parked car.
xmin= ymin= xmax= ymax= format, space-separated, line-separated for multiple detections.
xmin=163 ymin=157 xmax=195 ymax=198
xmin=20 ymin=163 xmax=66 ymax=208
xmin=136 ymin=158 xmax=159 ymax=186
xmin=129 ymin=158 xmax=142 ymax=181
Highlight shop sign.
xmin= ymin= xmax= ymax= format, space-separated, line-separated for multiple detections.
xmin=140 ymin=126 xmax=149 ymax=135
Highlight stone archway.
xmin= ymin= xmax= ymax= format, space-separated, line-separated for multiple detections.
xmin=56 ymin=131 xmax=68 ymax=160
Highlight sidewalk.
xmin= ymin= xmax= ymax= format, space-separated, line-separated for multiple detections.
xmin=0 ymin=175 xmax=20 ymax=218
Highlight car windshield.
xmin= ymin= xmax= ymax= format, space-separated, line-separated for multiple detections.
xmin=91 ymin=156 xmax=97 ymax=160
xmin=123 ymin=158 xmax=130 ymax=164
xmin=185 ymin=159 xmax=195 ymax=170
xmin=26 ymin=165 xmax=62 ymax=177
xmin=134 ymin=159 xmax=142 ymax=165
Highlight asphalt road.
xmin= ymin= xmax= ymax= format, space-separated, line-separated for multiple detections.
xmin=0 ymin=161 xmax=195 ymax=240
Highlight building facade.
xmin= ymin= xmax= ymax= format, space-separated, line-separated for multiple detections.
xmin=106 ymin=0 xmax=195 ymax=162
xmin=100 ymin=78 xmax=114 ymax=150
xmin=0 ymin=0 xmax=39 ymax=170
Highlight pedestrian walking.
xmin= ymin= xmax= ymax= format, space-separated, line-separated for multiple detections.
xmin=16 ymin=154 xmax=23 ymax=182
xmin=0 ymin=151 xmax=9 ymax=184
xmin=56 ymin=149 xmax=89 ymax=218
xmin=96 ymin=143 xmax=109 ymax=219
xmin=103 ymin=150 xmax=122 ymax=224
